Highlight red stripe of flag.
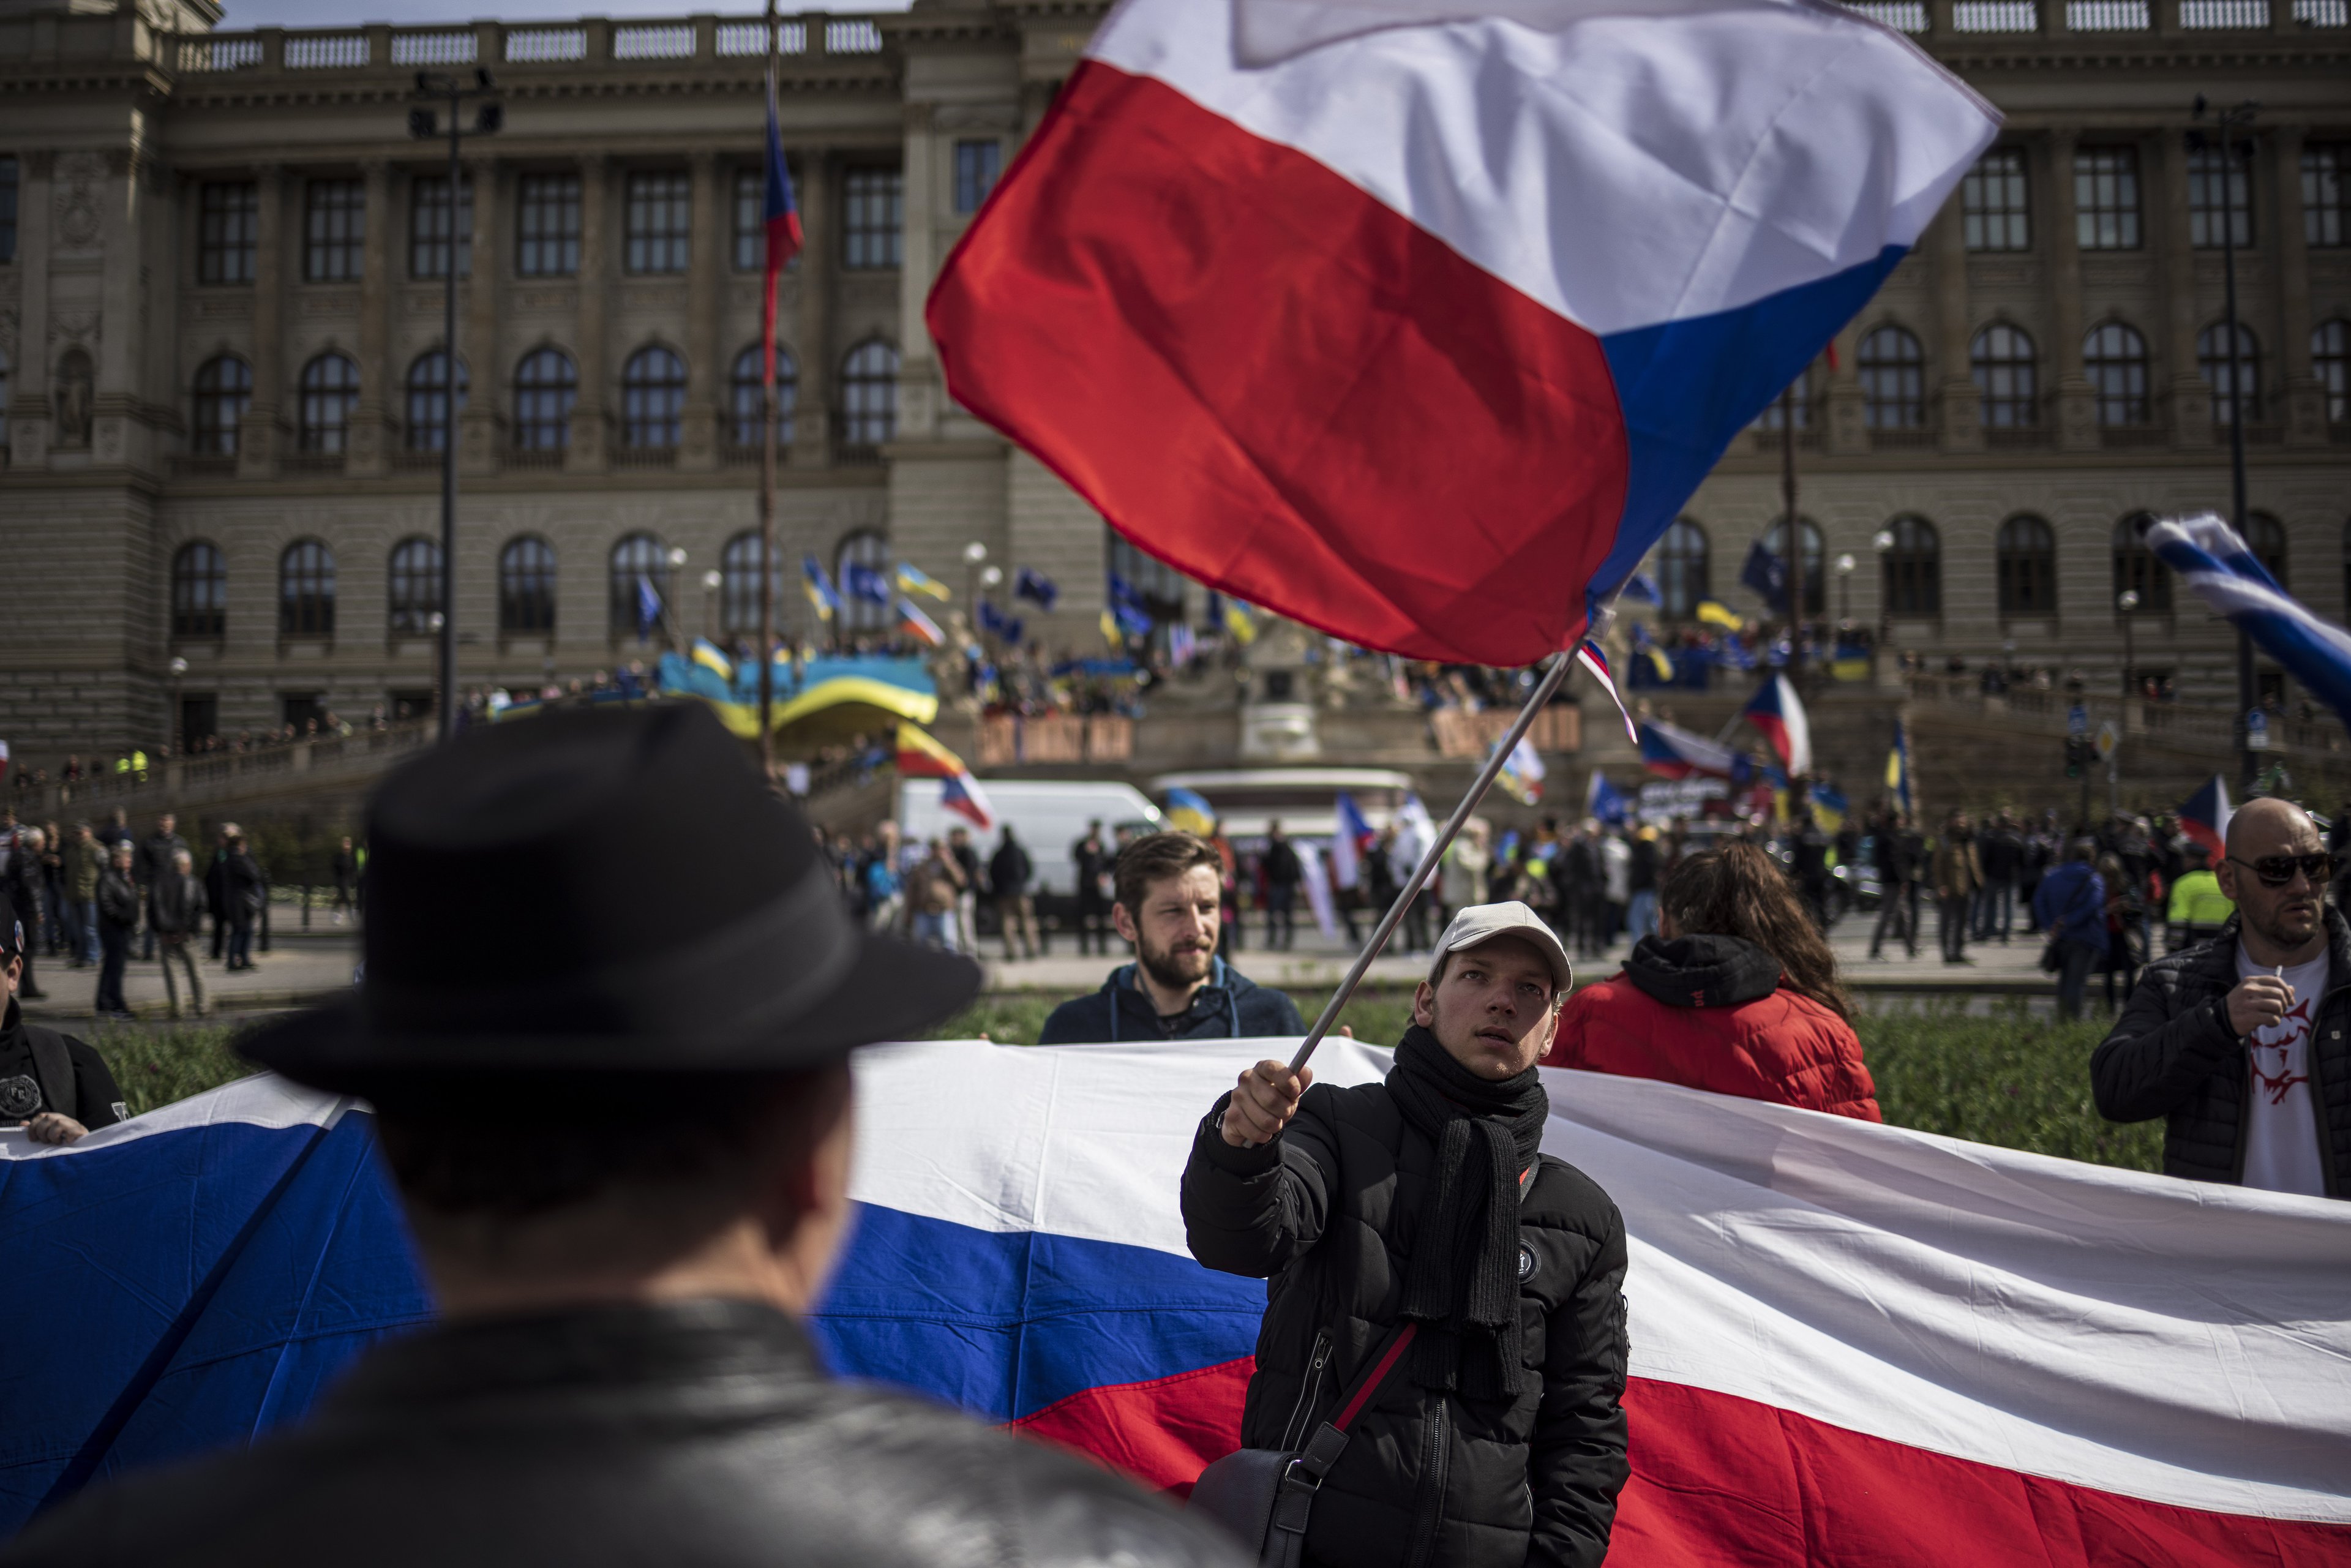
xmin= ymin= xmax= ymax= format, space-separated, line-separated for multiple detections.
xmin=762 ymin=70 xmax=804 ymax=388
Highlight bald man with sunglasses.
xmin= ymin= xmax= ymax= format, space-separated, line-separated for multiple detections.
xmin=2093 ymin=798 xmax=2350 ymax=1198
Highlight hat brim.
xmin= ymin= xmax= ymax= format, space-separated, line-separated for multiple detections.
xmin=236 ymin=926 xmax=983 ymax=1096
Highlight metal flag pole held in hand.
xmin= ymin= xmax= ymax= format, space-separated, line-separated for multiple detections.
xmin=1288 ymin=650 xmax=1576 ymax=1075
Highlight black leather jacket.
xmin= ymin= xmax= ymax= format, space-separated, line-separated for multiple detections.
xmin=0 ymin=1299 xmax=1248 ymax=1568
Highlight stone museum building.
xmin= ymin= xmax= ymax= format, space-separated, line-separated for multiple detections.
xmin=0 ymin=0 xmax=2345 ymax=764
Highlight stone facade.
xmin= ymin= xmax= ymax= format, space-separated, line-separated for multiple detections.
xmin=0 ymin=0 xmax=2346 ymax=768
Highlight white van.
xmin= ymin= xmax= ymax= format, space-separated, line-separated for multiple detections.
xmin=897 ymin=778 xmax=1163 ymax=910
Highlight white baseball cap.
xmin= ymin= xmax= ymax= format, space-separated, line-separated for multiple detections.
xmin=1428 ymin=900 xmax=1573 ymax=998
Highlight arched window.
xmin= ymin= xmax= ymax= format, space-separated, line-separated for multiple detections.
xmin=839 ymin=339 xmax=898 ymax=448
xmin=279 ymin=539 xmax=337 ymax=636
xmin=2112 ymin=513 xmax=2170 ymax=613
xmin=2245 ymin=512 xmax=2287 ymax=587
xmin=2315 ymin=320 xmax=2349 ymax=427
xmin=609 ymin=532 xmax=670 ymax=636
xmin=730 ymin=344 xmax=798 ymax=448
xmin=1758 ymin=517 xmax=1825 ymax=617
xmin=1970 ymin=324 xmax=2037 ymax=428
xmin=1655 ymin=517 xmax=1709 ymax=619
xmin=387 ymin=536 xmax=443 ymax=635
xmin=1858 ymin=326 xmax=1927 ymax=429
xmin=513 ymin=347 xmax=577 ymax=451
xmin=1881 ymin=516 xmax=1941 ymax=616
xmin=720 ymin=530 xmax=784 ymax=637
xmin=192 ymin=355 xmax=252 ymax=456
xmin=297 ymin=352 xmax=360 ymax=453
xmin=500 ymin=536 xmax=558 ymax=634
xmin=405 ymin=350 xmax=469 ymax=452
xmin=171 ymin=542 xmax=228 ymax=639
xmin=621 ymin=345 xmax=686 ymax=449
xmin=835 ymin=528 xmax=891 ymax=634
xmin=2084 ymin=322 xmax=2151 ymax=427
xmin=1996 ymin=515 xmax=2057 ymax=617
xmin=2197 ymin=321 xmax=2262 ymax=424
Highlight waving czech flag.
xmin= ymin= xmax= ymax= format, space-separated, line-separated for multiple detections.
xmin=928 ymin=0 xmax=1997 ymax=665
xmin=760 ymin=70 xmax=804 ymax=387
xmin=1742 ymin=673 xmax=1813 ymax=777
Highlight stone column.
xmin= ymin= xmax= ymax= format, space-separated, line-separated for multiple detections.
xmin=896 ymin=102 xmax=942 ymax=442
xmin=348 ymin=159 xmax=395 ymax=475
xmin=567 ymin=154 xmax=611 ymax=474
xmin=2044 ymin=127 xmax=2098 ymax=450
xmin=793 ymin=148 xmax=836 ymax=466
xmin=1932 ymin=197 xmax=1981 ymax=452
xmin=239 ymin=163 xmax=288 ymax=478
xmin=460 ymin=155 xmax=503 ymax=476
xmin=681 ymin=149 xmax=722 ymax=470
xmin=1824 ymin=318 xmax=1867 ymax=454
xmin=2273 ymin=125 xmax=2324 ymax=447
xmin=2150 ymin=133 xmax=2213 ymax=448
xmin=6 ymin=152 xmax=51 ymax=466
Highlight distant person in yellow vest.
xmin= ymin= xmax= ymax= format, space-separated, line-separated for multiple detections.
xmin=2164 ymin=841 xmax=2234 ymax=953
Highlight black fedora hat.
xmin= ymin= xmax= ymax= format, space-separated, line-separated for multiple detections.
xmin=239 ymin=702 xmax=978 ymax=1092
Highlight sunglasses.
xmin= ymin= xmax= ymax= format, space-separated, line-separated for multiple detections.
xmin=2226 ymin=853 xmax=2337 ymax=888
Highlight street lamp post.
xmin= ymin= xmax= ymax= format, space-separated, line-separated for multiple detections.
xmin=168 ymin=656 xmax=189 ymax=757
xmin=962 ymin=541 xmax=989 ymax=626
xmin=1835 ymin=552 xmax=1856 ymax=629
xmin=408 ymin=70 xmax=501 ymax=742
xmin=1871 ymin=528 xmax=1895 ymax=664
xmin=665 ymin=547 xmax=689 ymax=648
xmin=702 ymin=569 xmax=724 ymax=644
xmin=2118 ymin=589 xmax=2140 ymax=700
xmin=2192 ymin=96 xmax=2260 ymax=790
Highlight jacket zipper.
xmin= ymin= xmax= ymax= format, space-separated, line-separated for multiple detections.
xmin=1280 ymin=1330 xmax=1335 ymax=1453
xmin=1404 ymin=1394 xmax=1449 ymax=1568
xmin=2308 ymin=988 xmax=2342 ymax=1198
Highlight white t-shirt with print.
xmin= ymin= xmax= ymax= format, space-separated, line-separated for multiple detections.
xmin=2233 ymin=943 xmax=2330 ymax=1198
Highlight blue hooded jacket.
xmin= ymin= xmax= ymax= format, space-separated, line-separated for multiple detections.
xmin=1037 ymin=957 xmax=1305 ymax=1044
xmin=2033 ymin=860 xmax=2107 ymax=949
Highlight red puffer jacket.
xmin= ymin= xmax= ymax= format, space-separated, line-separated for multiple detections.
xmin=1544 ymin=932 xmax=1880 ymax=1121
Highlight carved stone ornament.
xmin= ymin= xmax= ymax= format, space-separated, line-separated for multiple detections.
xmin=53 ymin=348 xmax=95 ymax=451
xmin=53 ymin=152 xmax=107 ymax=250
xmin=48 ymin=310 xmax=102 ymax=348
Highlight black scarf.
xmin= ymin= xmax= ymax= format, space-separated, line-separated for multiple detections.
xmin=1385 ymin=1026 xmax=1549 ymax=1401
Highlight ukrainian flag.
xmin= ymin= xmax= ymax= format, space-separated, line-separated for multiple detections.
xmin=1695 ymin=601 xmax=1743 ymax=631
xmin=896 ymin=563 xmax=952 ymax=601
xmin=1885 ymin=720 xmax=1913 ymax=817
xmin=1163 ymin=787 xmax=1217 ymax=836
xmin=691 ymin=639 xmax=734 ymax=681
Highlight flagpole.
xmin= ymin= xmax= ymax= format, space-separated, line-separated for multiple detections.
xmin=1289 ymin=650 xmax=1574 ymax=1075
xmin=1779 ymin=383 xmax=1804 ymax=693
xmin=755 ymin=0 xmax=780 ymax=782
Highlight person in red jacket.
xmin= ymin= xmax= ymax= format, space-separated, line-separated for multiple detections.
xmin=1543 ymin=838 xmax=1880 ymax=1120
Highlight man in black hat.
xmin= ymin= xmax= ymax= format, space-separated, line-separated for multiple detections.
xmin=1 ymin=705 xmax=1240 ymax=1568
xmin=0 ymin=893 xmax=127 ymax=1147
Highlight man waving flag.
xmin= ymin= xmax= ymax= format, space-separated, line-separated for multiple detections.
xmin=928 ymin=0 xmax=1997 ymax=664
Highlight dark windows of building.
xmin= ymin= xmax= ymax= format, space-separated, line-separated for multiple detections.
xmin=1108 ymin=527 xmax=1188 ymax=626
xmin=0 ymin=155 xmax=17 ymax=263
xmin=281 ymin=692 xmax=326 ymax=731
xmin=2186 ymin=142 xmax=2253 ymax=250
xmin=1858 ymin=325 xmax=1927 ymax=429
xmin=624 ymin=171 xmax=691 ymax=274
xmin=386 ymin=536 xmax=443 ymax=635
xmin=298 ymin=352 xmax=361 ymax=453
xmin=730 ymin=344 xmax=797 ymax=447
xmin=609 ymin=532 xmax=669 ymax=636
xmin=198 ymin=182 xmax=260 ymax=284
xmin=499 ymin=535 xmax=558 ymax=634
xmin=842 ymin=168 xmax=902 ymax=269
xmin=280 ymin=539 xmax=338 ymax=636
xmin=2316 ymin=320 xmax=2350 ymax=426
xmin=517 ymin=173 xmax=582 ymax=277
xmin=1759 ymin=516 xmax=1825 ymax=615
xmin=410 ymin=173 xmax=473 ymax=279
xmin=954 ymin=140 xmax=1002 ymax=215
xmin=405 ymin=350 xmax=470 ymax=451
xmin=0 ymin=348 xmax=10 ymax=449
xmin=1962 ymin=148 xmax=2030 ymax=252
xmin=2341 ymin=519 xmax=2351 ymax=614
xmin=2112 ymin=514 xmax=2171 ymax=613
xmin=304 ymin=178 xmax=366 ymax=282
xmin=721 ymin=530 xmax=784 ymax=636
xmin=839 ymin=339 xmax=899 ymax=448
xmin=1655 ymin=517 xmax=1709 ymax=619
xmin=1749 ymin=366 xmax=1812 ymax=430
xmin=2306 ymin=143 xmax=2348 ymax=249
xmin=513 ymin=347 xmax=577 ymax=450
xmin=389 ymin=689 xmax=437 ymax=722
xmin=171 ymin=542 xmax=228 ymax=639
xmin=2246 ymin=512 xmax=2287 ymax=587
xmin=1880 ymin=515 xmax=1941 ymax=617
xmin=192 ymin=355 xmax=253 ymax=455
xmin=1996 ymin=515 xmax=2057 ymax=617
xmin=2083 ymin=322 xmax=2151 ymax=426
xmin=1971 ymin=323 xmax=2038 ymax=427
xmin=834 ymin=528 xmax=891 ymax=634
xmin=2074 ymin=148 xmax=2142 ymax=251
xmin=179 ymin=695 xmax=219 ymax=748
xmin=2197 ymin=321 xmax=2262 ymax=423
xmin=621 ymin=345 xmax=687 ymax=448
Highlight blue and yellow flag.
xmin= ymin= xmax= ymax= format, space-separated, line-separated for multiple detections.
xmin=1886 ymin=719 xmax=1913 ymax=817
xmin=896 ymin=563 xmax=951 ymax=602
xmin=1163 ymin=787 xmax=1217 ymax=836
xmin=691 ymin=639 xmax=734 ymax=681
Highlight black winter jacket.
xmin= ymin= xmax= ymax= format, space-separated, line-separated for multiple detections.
xmin=1182 ymin=1077 xmax=1629 ymax=1568
xmin=0 ymin=1299 xmax=1245 ymax=1568
xmin=2091 ymin=910 xmax=2351 ymax=1195
xmin=1038 ymin=959 xmax=1305 ymax=1044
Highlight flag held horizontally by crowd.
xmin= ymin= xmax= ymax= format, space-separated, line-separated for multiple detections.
xmin=928 ymin=0 xmax=1996 ymax=664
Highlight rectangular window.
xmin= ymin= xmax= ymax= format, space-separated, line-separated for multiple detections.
xmin=953 ymin=140 xmax=1001 ymax=216
xmin=304 ymin=178 xmax=366 ymax=282
xmin=842 ymin=168 xmax=902 ymax=269
xmin=2187 ymin=144 xmax=2253 ymax=250
xmin=1962 ymin=148 xmax=2030 ymax=252
xmin=624 ymin=171 xmax=691 ymax=274
xmin=280 ymin=692 xmax=325 ymax=731
xmin=516 ymin=173 xmax=581 ymax=277
xmin=179 ymin=695 xmax=219 ymax=748
xmin=2304 ymin=143 xmax=2347 ymax=250
xmin=0 ymin=156 xmax=17 ymax=264
xmin=198 ymin=181 xmax=260 ymax=285
xmin=2074 ymin=148 xmax=2141 ymax=251
xmin=734 ymin=169 xmax=763 ymax=271
xmin=410 ymin=174 xmax=473 ymax=279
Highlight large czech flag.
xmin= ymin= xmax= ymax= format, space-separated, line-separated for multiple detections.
xmin=928 ymin=0 xmax=1997 ymax=665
